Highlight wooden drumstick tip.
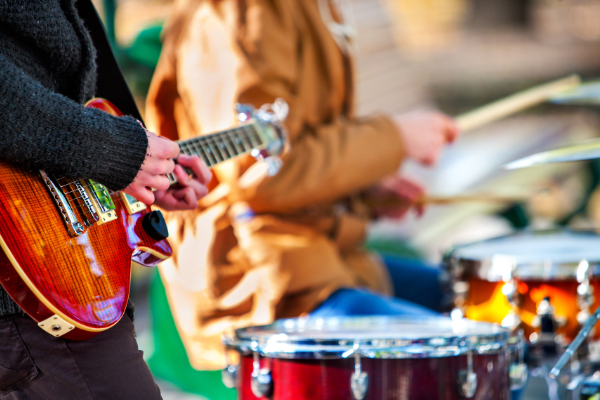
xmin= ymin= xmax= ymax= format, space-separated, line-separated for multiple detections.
xmin=456 ymin=74 xmax=581 ymax=133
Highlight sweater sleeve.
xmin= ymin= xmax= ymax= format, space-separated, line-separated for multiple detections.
xmin=0 ymin=53 xmax=148 ymax=191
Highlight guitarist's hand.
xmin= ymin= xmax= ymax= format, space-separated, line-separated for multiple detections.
xmin=153 ymin=154 xmax=212 ymax=211
xmin=124 ymin=131 xmax=180 ymax=205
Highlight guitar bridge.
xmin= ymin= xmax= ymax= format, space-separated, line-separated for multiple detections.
xmin=120 ymin=192 xmax=146 ymax=215
xmin=58 ymin=178 xmax=99 ymax=228
xmin=40 ymin=171 xmax=85 ymax=236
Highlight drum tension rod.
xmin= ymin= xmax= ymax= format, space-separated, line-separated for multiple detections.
xmin=457 ymin=351 xmax=477 ymax=398
xmin=250 ymin=340 xmax=273 ymax=398
xmin=221 ymin=345 xmax=239 ymax=389
xmin=343 ymin=341 xmax=369 ymax=400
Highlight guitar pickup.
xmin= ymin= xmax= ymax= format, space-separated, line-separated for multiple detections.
xmin=84 ymin=180 xmax=117 ymax=225
xmin=120 ymin=192 xmax=147 ymax=215
xmin=40 ymin=171 xmax=85 ymax=236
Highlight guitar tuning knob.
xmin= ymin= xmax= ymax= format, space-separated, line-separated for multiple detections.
xmin=234 ymin=103 xmax=255 ymax=122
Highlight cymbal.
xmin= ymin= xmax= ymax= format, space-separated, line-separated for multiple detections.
xmin=549 ymin=80 xmax=600 ymax=106
xmin=505 ymin=139 xmax=600 ymax=169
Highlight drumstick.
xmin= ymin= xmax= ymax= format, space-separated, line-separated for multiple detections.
xmin=366 ymin=193 xmax=530 ymax=207
xmin=456 ymin=74 xmax=581 ymax=132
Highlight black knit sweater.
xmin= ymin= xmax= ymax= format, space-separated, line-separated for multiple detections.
xmin=0 ymin=0 xmax=148 ymax=315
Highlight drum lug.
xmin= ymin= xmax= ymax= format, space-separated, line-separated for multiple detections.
xmin=577 ymin=260 xmax=595 ymax=327
xmin=509 ymin=363 xmax=528 ymax=390
xmin=500 ymin=267 xmax=524 ymax=330
xmin=351 ymin=371 xmax=369 ymax=400
xmin=251 ymin=369 xmax=273 ymax=398
xmin=250 ymin=344 xmax=273 ymax=398
xmin=457 ymin=352 xmax=477 ymax=398
xmin=509 ymin=330 xmax=528 ymax=390
xmin=221 ymin=365 xmax=238 ymax=389
xmin=345 ymin=341 xmax=369 ymax=400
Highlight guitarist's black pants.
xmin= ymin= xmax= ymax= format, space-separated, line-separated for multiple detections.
xmin=0 ymin=313 xmax=162 ymax=399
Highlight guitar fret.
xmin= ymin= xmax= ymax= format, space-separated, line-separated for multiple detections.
xmin=242 ymin=126 xmax=260 ymax=149
xmin=210 ymin=141 xmax=225 ymax=163
xmin=227 ymin=129 xmax=244 ymax=154
xmin=250 ymin=125 xmax=264 ymax=146
xmin=189 ymin=139 xmax=212 ymax=167
xmin=247 ymin=125 xmax=263 ymax=148
xmin=221 ymin=131 xmax=239 ymax=158
xmin=216 ymin=132 xmax=233 ymax=160
xmin=173 ymin=122 xmax=265 ymax=179
xmin=234 ymin=128 xmax=252 ymax=152
xmin=198 ymin=138 xmax=218 ymax=165
xmin=181 ymin=141 xmax=195 ymax=157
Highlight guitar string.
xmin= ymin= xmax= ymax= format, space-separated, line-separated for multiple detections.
xmin=53 ymin=126 xmax=264 ymax=206
xmin=56 ymin=130 xmax=262 ymax=193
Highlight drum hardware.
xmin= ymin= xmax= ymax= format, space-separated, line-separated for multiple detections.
xmin=551 ymin=303 xmax=600 ymax=378
xmin=577 ymin=261 xmax=596 ymax=328
xmin=221 ymin=336 xmax=240 ymax=389
xmin=448 ymin=256 xmax=470 ymax=320
xmin=501 ymin=265 xmax=524 ymax=331
xmin=344 ymin=341 xmax=369 ymax=400
xmin=446 ymin=231 xmax=600 ymax=346
xmin=532 ymin=296 xmax=564 ymax=355
xmin=457 ymin=351 xmax=478 ymax=398
xmin=250 ymin=340 xmax=273 ymax=398
xmin=221 ymin=364 xmax=238 ymax=389
xmin=567 ymin=371 xmax=600 ymax=400
xmin=225 ymin=317 xmax=518 ymax=399
xmin=451 ymin=280 xmax=469 ymax=319
xmin=509 ymin=330 xmax=529 ymax=390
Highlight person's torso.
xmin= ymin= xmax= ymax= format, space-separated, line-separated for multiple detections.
xmin=0 ymin=0 xmax=96 ymax=103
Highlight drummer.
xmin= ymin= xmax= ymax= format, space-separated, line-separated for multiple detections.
xmin=145 ymin=0 xmax=458 ymax=373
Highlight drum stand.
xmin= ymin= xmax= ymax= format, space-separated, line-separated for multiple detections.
xmin=550 ymin=303 xmax=600 ymax=399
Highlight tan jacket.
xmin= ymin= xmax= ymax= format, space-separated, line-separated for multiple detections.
xmin=145 ymin=0 xmax=406 ymax=370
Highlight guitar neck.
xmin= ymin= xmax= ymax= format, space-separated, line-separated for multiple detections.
xmin=167 ymin=121 xmax=264 ymax=185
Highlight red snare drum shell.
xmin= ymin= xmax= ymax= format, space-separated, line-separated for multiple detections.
xmin=226 ymin=317 xmax=517 ymax=400
xmin=237 ymin=352 xmax=510 ymax=400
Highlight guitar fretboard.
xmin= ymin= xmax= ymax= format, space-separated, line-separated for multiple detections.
xmin=168 ymin=122 xmax=264 ymax=184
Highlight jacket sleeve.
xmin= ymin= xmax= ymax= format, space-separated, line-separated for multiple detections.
xmin=240 ymin=115 xmax=404 ymax=213
xmin=0 ymin=54 xmax=148 ymax=191
xmin=148 ymin=0 xmax=405 ymax=213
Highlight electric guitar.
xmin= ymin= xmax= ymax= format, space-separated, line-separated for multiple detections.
xmin=0 ymin=98 xmax=286 ymax=340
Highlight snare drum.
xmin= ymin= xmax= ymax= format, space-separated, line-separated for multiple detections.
xmin=223 ymin=316 xmax=519 ymax=400
xmin=445 ymin=230 xmax=600 ymax=343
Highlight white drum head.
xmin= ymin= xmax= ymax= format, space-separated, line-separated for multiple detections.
xmin=448 ymin=230 xmax=600 ymax=280
xmin=224 ymin=316 xmax=516 ymax=359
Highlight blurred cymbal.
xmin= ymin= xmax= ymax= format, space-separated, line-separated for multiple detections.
xmin=549 ymin=80 xmax=600 ymax=106
xmin=505 ymin=139 xmax=600 ymax=169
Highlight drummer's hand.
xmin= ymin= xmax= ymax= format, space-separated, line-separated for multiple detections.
xmin=394 ymin=111 xmax=459 ymax=166
xmin=153 ymin=154 xmax=212 ymax=211
xmin=365 ymin=176 xmax=426 ymax=219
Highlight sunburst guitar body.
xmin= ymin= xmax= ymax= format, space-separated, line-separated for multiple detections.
xmin=0 ymin=98 xmax=286 ymax=340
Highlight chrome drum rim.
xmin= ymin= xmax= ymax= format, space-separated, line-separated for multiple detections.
xmin=224 ymin=316 xmax=518 ymax=359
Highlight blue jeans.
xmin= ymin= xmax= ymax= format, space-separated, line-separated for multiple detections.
xmin=312 ymin=255 xmax=442 ymax=317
